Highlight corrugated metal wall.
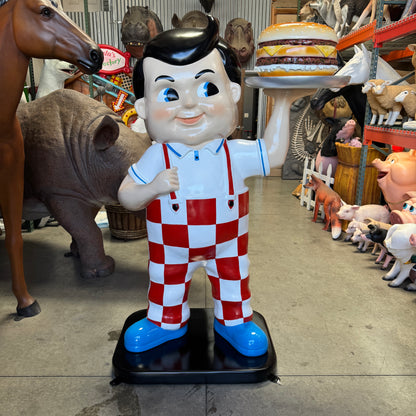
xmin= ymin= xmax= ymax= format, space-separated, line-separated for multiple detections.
xmin=66 ymin=0 xmax=271 ymax=69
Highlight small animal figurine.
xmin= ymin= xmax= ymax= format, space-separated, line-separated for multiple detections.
xmin=304 ymin=174 xmax=342 ymax=239
xmin=372 ymin=150 xmax=416 ymax=211
xmin=350 ymin=225 xmax=372 ymax=252
xmin=337 ymin=202 xmax=390 ymax=224
xmin=335 ymin=118 xmax=356 ymax=143
xmin=383 ymin=223 xmax=416 ymax=290
xmin=372 ymin=81 xmax=413 ymax=126
xmin=395 ymin=87 xmax=416 ymax=130
xmin=362 ymin=79 xmax=389 ymax=125
xmin=345 ymin=219 xmax=367 ymax=243
xmin=364 ymin=219 xmax=393 ymax=269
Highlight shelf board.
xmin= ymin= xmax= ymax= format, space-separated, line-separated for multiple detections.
xmin=337 ymin=21 xmax=376 ymax=51
xmin=381 ymin=47 xmax=413 ymax=62
xmin=374 ymin=14 xmax=416 ymax=47
xmin=364 ymin=125 xmax=416 ymax=148
xmin=337 ymin=15 xmax=416 ymax=58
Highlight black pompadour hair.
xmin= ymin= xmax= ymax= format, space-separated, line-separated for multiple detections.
xmin=132 ymin=16 xmax=241 ymax=99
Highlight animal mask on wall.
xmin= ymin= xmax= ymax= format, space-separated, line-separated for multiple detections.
xmin=121 ymin=6 xmax=163 ymax=59
xmin=224 ymin=18 xmax=254 ymax=65
xmin=171 ymin=10 xmax=209 ymax=29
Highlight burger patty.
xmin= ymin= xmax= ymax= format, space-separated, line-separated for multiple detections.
xmin=256 ymin=56 xmax=338 ymax=66
xmin=258 ymin=39 xmax=338 ymax=48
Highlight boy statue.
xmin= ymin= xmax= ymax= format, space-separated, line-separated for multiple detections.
xmin=118 ymin=16 xmax=284 ymax=357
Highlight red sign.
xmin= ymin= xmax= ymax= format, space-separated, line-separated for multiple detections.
xmin=98 ymin=44 xmax=131 ymax=75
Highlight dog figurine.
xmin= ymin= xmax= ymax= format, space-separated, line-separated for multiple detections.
xmin=304 ymin=174 xmax=342 ymax=239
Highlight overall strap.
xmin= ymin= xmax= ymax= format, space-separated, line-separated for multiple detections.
xmin=162 ymin=144 xmax=179 ymax=211
xmin=222 ymin=140 xmax=235 ymax=208
xmin=162 ymin=143 xmax=177 ymax=201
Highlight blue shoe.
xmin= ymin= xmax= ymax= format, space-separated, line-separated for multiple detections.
xmin=214 ymin=319 xmax=268 ymax=357
xmin=124 ymin=318 xmax=188 ymax=353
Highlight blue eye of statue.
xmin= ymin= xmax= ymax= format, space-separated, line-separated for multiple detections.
xmin=410 ymin=206 xmax=415 ymax=214
xmin=157 ymin=88 xmax=179 ymax=102
xmin=197 ymin=82 xmax=219 ymax=97
xmin=403 ymin=203 xmax=409 ymax=210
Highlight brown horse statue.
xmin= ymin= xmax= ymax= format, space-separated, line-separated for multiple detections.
xmin=0 ymin=0 xmax=103 ymax=317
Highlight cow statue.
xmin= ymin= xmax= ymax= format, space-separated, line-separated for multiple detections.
xmin=17 ymin=89 xmax=151 ymax=279
xmin=383 ymin=223 xmax=416 ymax=290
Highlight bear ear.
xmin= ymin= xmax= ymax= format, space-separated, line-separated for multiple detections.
xmin=172 ymin=13 xmax=181 ymax=28
xmin=93 ymin=115 xmax=120 ymax=151
xmin=409 ymin=149 xmax=416 ymax=157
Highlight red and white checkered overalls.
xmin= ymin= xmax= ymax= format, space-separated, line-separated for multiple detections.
xmin=128 ymin=138 xmax=269 ymax=330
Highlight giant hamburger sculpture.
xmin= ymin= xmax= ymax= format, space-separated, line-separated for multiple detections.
xmin=255 ymin=22 xmax=339 ymax=77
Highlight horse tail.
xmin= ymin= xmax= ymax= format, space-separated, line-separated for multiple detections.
xmin=333 ymin=0 xmax=342 ymax=22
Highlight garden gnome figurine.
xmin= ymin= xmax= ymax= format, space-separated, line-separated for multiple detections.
xmin=118 ymin=17 xmax=285 ymax=357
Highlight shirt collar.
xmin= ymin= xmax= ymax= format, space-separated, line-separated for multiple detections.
xmin=166 ymin=138 xmax=225 ymax=158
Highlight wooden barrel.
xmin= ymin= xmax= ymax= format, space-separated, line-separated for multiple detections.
xmin=105 ymin=204 xmax=147 ymax=240
xmin=334 ymin=143 xmax=387 ymax=206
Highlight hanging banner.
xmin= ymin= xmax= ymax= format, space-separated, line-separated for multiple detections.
xmin=62 ymin=0 xmax=101 ymax=13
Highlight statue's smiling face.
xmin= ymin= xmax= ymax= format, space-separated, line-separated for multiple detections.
xmin=135 ymin=49 xmax=241 ymax=148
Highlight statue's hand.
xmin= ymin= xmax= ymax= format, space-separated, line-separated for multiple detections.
xmin=153 ymin=167 xmax=180 ymax=196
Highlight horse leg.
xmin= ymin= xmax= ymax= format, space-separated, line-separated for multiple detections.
xmin=351 ymin=0 xmax=372 ymax=31
xmin=46 ymin=196 xmax=114 ymax=279
xmin=1 ymin=137 xmax=40 ymax=316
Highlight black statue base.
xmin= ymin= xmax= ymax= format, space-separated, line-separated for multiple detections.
xmin=111 ymin=308 xmax=278 ymax=385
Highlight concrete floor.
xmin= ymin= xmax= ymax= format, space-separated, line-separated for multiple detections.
xmin=0 ymin=176 xmax=415 ymax=416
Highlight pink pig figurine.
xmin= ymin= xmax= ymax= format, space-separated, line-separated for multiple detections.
xmin=335 ymin=119 xmax=356 ymax=143
xmin=372 ymin=150 xmax=416 ymax=211
xmin=390 ymin=191 xmax=416 ymax=224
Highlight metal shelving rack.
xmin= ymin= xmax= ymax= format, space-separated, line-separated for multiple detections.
xmin=336 ymin=2 xmax=416 ymax=204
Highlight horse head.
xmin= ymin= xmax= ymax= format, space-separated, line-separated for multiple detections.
xmin=332 ymin=44 xmax=407 ymax=93
xmin=332 ymin=44 xmax=371 ymax=91
xmin=9 ymin=0 xmax=103 ymax=74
